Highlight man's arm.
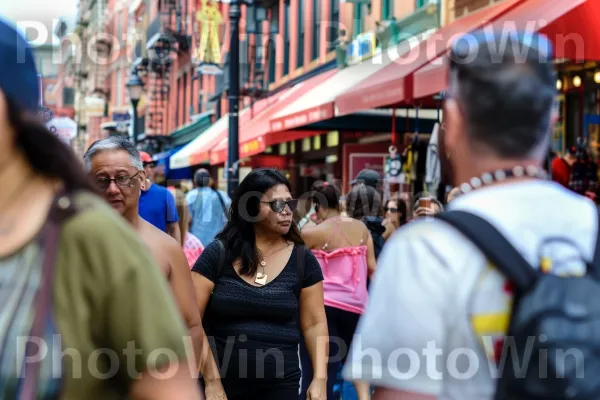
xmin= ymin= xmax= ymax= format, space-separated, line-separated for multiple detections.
xmin=167 ymin=222 xmax=182 ymax=245
xmin=167 ymin=240 xmax=205 ymax=372
xmin=166 ymin=190 xmax=182 ymax=244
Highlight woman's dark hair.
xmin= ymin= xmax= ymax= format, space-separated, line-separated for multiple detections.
xmin=311 ymin=181 xmax=340 ymax=211
xmin=385 ymin=196 xmax=408 ymax=226
xmin=7 ymin=99 xmax=96 ymax=193
xmin=216 ymin=168 xmax=304 ymax=277
xmin=346 ymin=184 xmax=382 ymax=219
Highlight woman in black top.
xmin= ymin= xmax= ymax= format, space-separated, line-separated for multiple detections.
xmin=191 ymin=169 xmax=328 ymax=400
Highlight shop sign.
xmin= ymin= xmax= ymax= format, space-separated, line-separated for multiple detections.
xmin=346 ymin=32 xmax=376 ymax=66
xmin=195 ymin=0 xmax=224 ymax=74
xmin=349 ymin=153 xmax=387 ymax=182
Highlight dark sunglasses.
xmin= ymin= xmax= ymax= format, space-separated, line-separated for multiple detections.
xmin=261 ymin=199 xmax=299 ymax=213
xmin=386 ymin=207 xmax=399 ymax=213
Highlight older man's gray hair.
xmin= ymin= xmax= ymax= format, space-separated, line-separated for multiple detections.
xmin=83 ymin=136 xmax=143 ymax=172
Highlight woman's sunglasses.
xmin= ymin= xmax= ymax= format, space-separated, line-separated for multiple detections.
xmin=386 ymin=207 xmax=399 ymax=213
xmin=261 ymin=199 xmax=299 ymax=213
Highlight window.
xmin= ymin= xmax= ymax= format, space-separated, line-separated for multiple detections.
xmin=297 ymin=0 xmax=304 ymax=68
xmin=268 ymin=38 xmax=276 ymax=84
xmin=353 ymin=4 xmax=364 ymax=38
xmin=63 ymin=87 xmax=75 ymax=106
xmin=182 ymin=72 xmax=188 ymax=123
xmin=312 ymin=0 xmax=319 ymax=60
xmin=329 ymin=0 xmax=340 ymax=50
xmin=382 ymin=0 xmax=394 ymax=20
xmin=283 ymin=1 xmax=290 ymax=76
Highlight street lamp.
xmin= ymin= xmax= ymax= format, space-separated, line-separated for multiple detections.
xmin=126 ymin=71 xmax=143 ymax=146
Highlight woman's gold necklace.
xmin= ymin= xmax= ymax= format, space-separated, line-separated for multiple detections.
xmin=255 ymin=242 xmax=291 ymax=286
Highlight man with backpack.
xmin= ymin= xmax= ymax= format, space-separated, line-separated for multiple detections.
xmin=343 ymin=31 xmax=600 ymax=400
xmin=186 ymin=169 xmax=231 ymax=246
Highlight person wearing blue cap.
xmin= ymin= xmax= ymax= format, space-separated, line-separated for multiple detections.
xmin=0 ymin=18 xmax=203 ymax=399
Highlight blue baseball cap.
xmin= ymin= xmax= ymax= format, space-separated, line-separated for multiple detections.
xmin=0 ymin=17 xmax=40 ymax=112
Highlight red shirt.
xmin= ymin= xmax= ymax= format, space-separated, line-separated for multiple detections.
xmin=551 ymin=157 xmax=571 ymax=188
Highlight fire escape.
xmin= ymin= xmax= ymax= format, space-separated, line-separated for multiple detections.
xmin=144 ymin=0 xmax=191 ymax=138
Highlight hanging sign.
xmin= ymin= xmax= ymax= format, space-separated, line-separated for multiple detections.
xmin=195 ymin=0 xmax=224 ymax=75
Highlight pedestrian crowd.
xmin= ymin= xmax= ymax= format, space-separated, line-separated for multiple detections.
xmin=3 ymin=14 xmax=600 ymax=400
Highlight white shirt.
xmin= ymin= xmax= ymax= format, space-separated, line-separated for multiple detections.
xmin=343 ymin=180 xmax=597 ymax=399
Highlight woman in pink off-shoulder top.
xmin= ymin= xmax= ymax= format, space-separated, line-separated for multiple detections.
xmin=301 ymin=181 xmax=376 ymax=400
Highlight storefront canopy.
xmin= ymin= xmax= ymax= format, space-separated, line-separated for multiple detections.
xmin=269 ymin=58 xmax=390 ymax=131
xmin=334 ymin=0 xmax=523 ymax=115
xmin=210 ymin=70 xmax=336 ymax=165
xmin=413 ymin=0 xmax=599 ymax=99
xmin=169 ymin=97 xmax=276 ymax=169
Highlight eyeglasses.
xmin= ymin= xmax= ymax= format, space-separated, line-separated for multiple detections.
xmin=386 ymin=207 xmax=399 ymax=213
xmin=261 ymin=199 xmax=299 ymax=213
xmin=95 ymin=171 xmax=142 ymax=190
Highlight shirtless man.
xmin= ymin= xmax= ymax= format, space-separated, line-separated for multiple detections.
xmin=83 ymin=137 xmax=225 ymax=399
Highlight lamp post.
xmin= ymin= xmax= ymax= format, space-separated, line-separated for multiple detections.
xmin=227 ymin=0 xmax=242 ymax=197
xmin=126 ymin=71 xmax=143 ymax=146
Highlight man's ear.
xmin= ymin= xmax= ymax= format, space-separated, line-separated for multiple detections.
xmin=139 ymin=170 xmax=147 ymax=190
xmin=442 ymin=98 xmax=464 ymax=156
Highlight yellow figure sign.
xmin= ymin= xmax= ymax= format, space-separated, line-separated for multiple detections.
xmin=196 ymin=0 xmax=223 ymax=65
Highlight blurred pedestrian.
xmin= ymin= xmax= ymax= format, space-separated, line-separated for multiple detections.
xmin=382 ymin=194 xmax=408 ymax=240
xmin=301 ymin=182 xmax=375 ymax=400
xmin=412 ymin=195 xmax=444 ymax=219
xmin=191 ymin=169 xmax=328 ymax=400
xmin=187 ymin=169 xmax=230 ymax=245
xmin=138 ymin=151 xmax=181 ymax=242
xmin=169 ymin=187 xmax=205 ymax=268
xmin=346 ymin=184 xmax=385 ymax=260
xmin=0 ymin=18 xmax=201 ymax=399
xmin=350 ymin=169 xmax=382 ymax=191
xmin=84 ymin=137 xmax=222 ymax=395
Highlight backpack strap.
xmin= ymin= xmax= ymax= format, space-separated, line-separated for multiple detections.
xmin=435 ymin=210 xmax=539 ymax=293
xmin=21 ymin=191 xmax=80 ymax=400
xmin=295 ymin=245 xmax=306 ymax=298
xmin=589 ymin=207 xmax=600 ymax=279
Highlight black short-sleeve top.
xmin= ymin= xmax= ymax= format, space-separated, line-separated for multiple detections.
xmin=192 ymin=240 xmax=323 ymax=346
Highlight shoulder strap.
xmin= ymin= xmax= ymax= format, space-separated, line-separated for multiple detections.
xmin=589 ymin=207 xmax=600 ymax=279
xmin=215 ymin=239 xmax=227 ymax=281
xmin=295 ymin=245 xmax=306 ymax=298
xmin=21 ymin=191 xmax=79 ymax=400
xmin=211 ymin=187 xmax=228 ymax=218
xmin=435 ymin=211 xmax=538 ymax=293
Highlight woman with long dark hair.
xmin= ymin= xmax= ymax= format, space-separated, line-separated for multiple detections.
xmin=382 ymin=194 xmax=408 ymax=240
xmin=0 ymin=19 xmax=201 ymax=399
xmin=191 ymin=168 xmax=328 ymax=400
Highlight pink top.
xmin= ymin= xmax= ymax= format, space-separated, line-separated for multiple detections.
xmin=184 ymin=232 xmax=204 ymax=269
xmin=312 ymin=245 xmax=369 ymax=315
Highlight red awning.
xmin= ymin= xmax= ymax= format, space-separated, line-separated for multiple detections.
xmin=334 ymin=0 xmax=524 ymax=116
xmin=413 ymin=0 xmax=598 ymax=99
xmin=181 ymin=95 xmax=278 ymax=166
xmin=210 ymin=71 xmax=335 ymax=165
xmin=269 ymin=62 xmax=380 ymax=131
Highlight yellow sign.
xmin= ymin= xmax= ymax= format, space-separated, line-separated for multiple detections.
xmin=195 ymin=0 xmax=223 ymax=65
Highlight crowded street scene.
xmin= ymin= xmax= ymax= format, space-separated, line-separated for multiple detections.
xmin=1 ymin=0 xmax=600 ymax=398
